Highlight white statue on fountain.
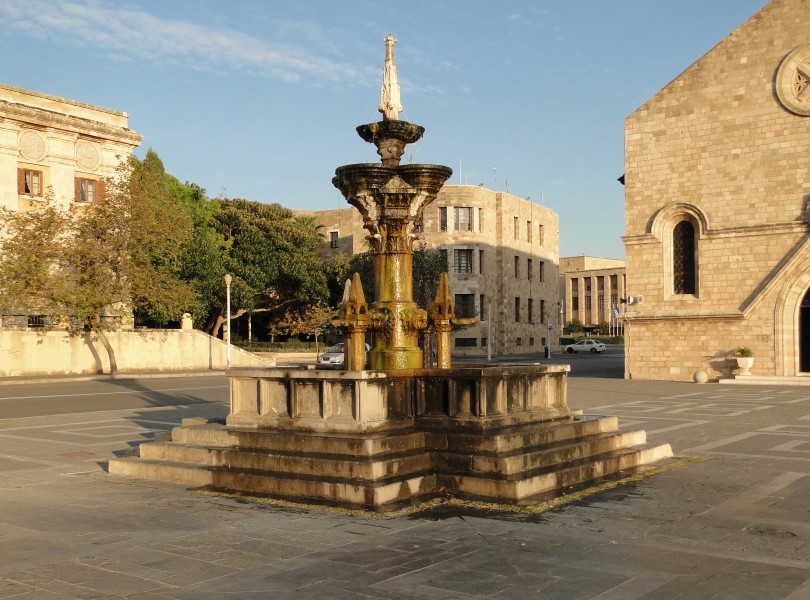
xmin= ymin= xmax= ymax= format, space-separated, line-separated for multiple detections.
xmin=379 ymin=34 xmax=402 ymax=121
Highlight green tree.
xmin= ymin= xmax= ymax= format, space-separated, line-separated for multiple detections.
xmin=208 ymin=199 xmax=328 ymax=336
xmin=566 ymin=318 xmax=584 ymax=333
xmin=0 ymin=196 xmax=71 ymax=325
xmin=0 ymin=157 xmax=196 ymax=374
xmin=129 ymin=149 xmax=226 ymax=329
xmin=282 ymin=302 xmax=334 ymax=354
xmin=412 ymin=243 xmax=449 ymax=310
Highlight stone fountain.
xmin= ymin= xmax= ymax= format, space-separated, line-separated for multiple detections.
xmin=108 ymin=37 xmax=672 ymax=511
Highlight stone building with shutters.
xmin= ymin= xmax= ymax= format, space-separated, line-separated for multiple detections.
xmin=623 ymin=0 xmax=810 ymax=381
xmin=0 ymin=83 xmax=142 ymax=213
xmin=303 ymin=184 xmax=561 ymax=356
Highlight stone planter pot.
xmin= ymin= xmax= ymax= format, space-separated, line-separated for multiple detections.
xmin=735 ymin=356 xmax=754 ymax=376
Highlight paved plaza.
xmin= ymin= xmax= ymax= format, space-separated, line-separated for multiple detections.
xmin=1 ymin=372 xmax=810 ymax=598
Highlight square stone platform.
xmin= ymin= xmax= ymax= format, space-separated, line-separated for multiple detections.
xmin=109 ymin=365 xmax=672 ymax=510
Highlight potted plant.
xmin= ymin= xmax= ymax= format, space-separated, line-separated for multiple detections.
xmin=735 ymin=347 xmax=754 ymax=376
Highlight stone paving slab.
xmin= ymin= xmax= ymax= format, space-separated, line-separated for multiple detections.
xmin=1 ymin=379 xmax=810 ymax=597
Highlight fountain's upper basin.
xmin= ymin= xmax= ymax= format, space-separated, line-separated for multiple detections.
xmin=356 ymin=120 xmax=425 ymax=146
xmin=332 ymin=163 xmax=453 ymax=199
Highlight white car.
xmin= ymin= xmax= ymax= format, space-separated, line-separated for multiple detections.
xmin=316 ymin=343 xmax=371 ymax=369
xmin=563 ymin=340 xmax=606 ymax=354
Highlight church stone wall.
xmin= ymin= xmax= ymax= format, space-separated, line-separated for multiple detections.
xmin=624 ymin=0 xmax=810 ymax=381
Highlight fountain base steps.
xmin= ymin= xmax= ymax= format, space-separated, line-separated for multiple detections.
xmin=108 ymin=414 xmax=672 ymax=511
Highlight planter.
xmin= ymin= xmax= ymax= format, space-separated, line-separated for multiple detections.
xmin=735 ymin=356 xmax=754 ymax=376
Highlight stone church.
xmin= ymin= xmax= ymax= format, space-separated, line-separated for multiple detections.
xmin=623 ymin=0 xmax=810 ymax=381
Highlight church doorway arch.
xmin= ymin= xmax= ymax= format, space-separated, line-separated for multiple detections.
xmin=801 ymin=288 xmax=810 ymax=372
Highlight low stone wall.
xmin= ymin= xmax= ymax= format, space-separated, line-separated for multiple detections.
xmin=0 ymin=329 xmax=269 ymax=377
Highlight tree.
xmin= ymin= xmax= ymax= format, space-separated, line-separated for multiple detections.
xmin=412 ymin=243 xmax=449 ymax=310
xmin=0 ymin=196 xmax=71 ymax=326
xmin=0 ymin=155 xmax=197 ymax=374
xmin=566 ymin=318 xmax=584 ymax=334
xmin=281 ymin=303 xmax=334 ymax=354
xmin=208 ymin=199 xmax=329 ymax=337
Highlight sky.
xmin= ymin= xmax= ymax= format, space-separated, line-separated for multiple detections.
xmin=0 ymin=0 xmax=768 ymax=259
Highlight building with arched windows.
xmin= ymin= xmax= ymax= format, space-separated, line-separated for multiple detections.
xmin=623 ymin=0 xmax=810 ymax=381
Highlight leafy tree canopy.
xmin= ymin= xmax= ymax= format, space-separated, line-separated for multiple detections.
xmin=208 ymin=198 xmax=328 ymax=335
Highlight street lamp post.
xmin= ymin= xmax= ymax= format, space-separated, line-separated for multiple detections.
xmin=224 ymin=273 xmax=232 ymax=369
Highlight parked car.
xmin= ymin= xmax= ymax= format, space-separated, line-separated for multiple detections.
xmin=316 ymin=342 xmax=371 ymax=369
xmin=563 ymin=339 xmax=606 ymax=354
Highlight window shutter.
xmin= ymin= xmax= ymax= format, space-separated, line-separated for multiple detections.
xmin=74 ymin=177 xmax=81 ymax=202
xmin=17 ymin=169 xmax=24 ymax=195
xmin=96 ymin=180 xmax=105 ymax=203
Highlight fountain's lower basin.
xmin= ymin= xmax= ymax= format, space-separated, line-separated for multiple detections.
xmin=108 ymin=365 xmax=672 ymax=511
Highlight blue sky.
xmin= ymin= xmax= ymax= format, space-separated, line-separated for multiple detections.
xmin=0 ymin=0 xmax=767 ymax=258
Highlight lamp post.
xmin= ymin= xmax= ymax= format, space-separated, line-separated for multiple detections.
xmin=224 ymin=273 xmax=232 ymax=369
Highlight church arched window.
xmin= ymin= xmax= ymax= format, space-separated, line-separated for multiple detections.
xmin=673 ymin=219 xmax=696 ymax=295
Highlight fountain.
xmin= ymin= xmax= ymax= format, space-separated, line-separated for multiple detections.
xmin=108 ymin=37 xmax=672 ymax=511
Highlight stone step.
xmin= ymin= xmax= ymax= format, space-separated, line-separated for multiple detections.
xmin=168 ymin=415 xmax=619 ymax=459
xmin=138 ymin=441 xmax=431 ymax=481
xmin=108 ymin=456 xmax=437 ymax=510
xmin=438 ymin=430 xmax=649 ymax=476
xmin=138 ymin=427 xmax=643 ymax=482
xmin=432 ymin=414 xmax=619 ymax=454
xmin=170 ymin=424 xmax=426 ymax=458
xmin=440 ymin=442 xmax=673 ymax=502
xmin=109 ymin=440 xmax=671 ymax=509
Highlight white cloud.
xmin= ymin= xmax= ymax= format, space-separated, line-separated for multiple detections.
xmin=0 ymin=0 xmax=373 ymax=84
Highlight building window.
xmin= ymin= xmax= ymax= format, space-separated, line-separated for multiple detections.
xmin=514 ymin=216 xmax=519 ymax=240
xmin=527 ymin=221 xmax=532 ymax=243
xmin=454 ymin=207 xmax=472 ymax=231
xmin=455 ymin=337 xmax=477 ymax=348
xmin=455 ymin=294 xmax=476 ymax=318
xmin=538 ymin=224 xmax=544 ymax=245
xmin=478 ymin=208 xmax=483 ymax=232
xmin=527 ymin=258 xmax=533 ymax=280
xmin=528 ymin=298 xmax=534 ymax=323
xmin=514 ymin=297 xmax=521 ymax=322
xmin=481 ymin=337 xmax=487 ymax=348
xmin=75 ymin=178 xmax=100 ymax=203
xmin=673 ymin=219 xmax=697 ymax=294
xmin=516 ymin=337 xmax=522 ymax=347
xmin=514 ymin=256 xmax=520 ymax=279
xmin=330 ymin=231 xmax=339 ymax=249
xmin=529 ymin=337 xmax=535 ymax=347
xmin=454 ymin=249 xmax=473 ymax=273
xmin=479 ymin=249 xmax=484 ymax=274
xmin=539 ymin=261 xmax=545 ymax=282
xmin=27 ymin=314 xmax=46 ymax=328
xmin=585 ymin=296 xmax=592 ymax=310
xmin=18 ymin=169 xmax=43 ymax=196
xmin=479 ymin=294 xmax=486 ymax=320
xmin=439 ymin=207 xmax=448 ymax=232
xmin=540 ymin=299 xmax=546 ymax=323
xmin=598 ymin=295 xmax=604 ymax=311
xmin=571 ymin=277 xmax=579 ymax=311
